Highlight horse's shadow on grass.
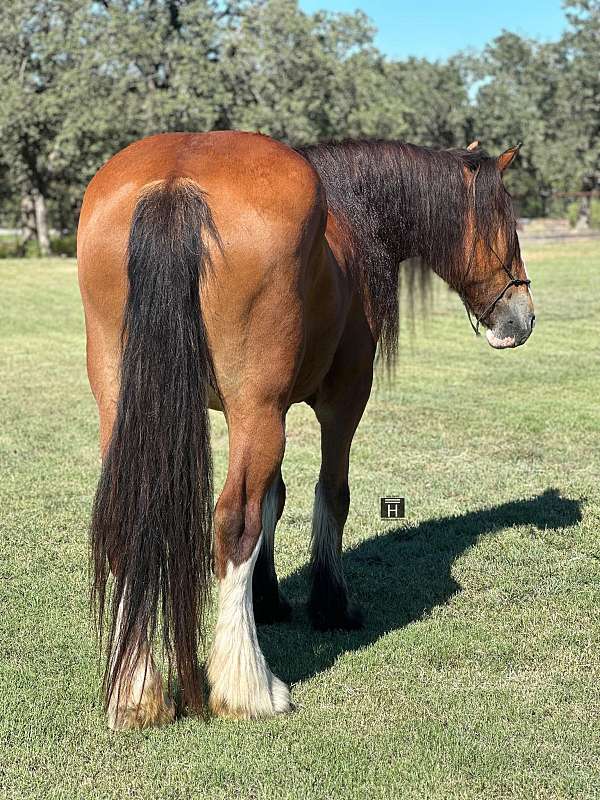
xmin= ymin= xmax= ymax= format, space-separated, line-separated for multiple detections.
xmin=259 ymin=488 xmax=581 ymax=685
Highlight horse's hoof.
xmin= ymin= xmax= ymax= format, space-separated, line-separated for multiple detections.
xmin=107 ymin=673 xmax=176 ymax=730
xmin=309 ymin=601 xmax=364 ymax=632
xmin=108 ymin=695 xmax=175 ymax=730
xmin=209 ymin=675 xmax=292 ymax=720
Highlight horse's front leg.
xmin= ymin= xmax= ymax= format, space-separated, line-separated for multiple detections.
xmin=252 ymin=468 xmax=292 ymax=624
xmin=207 ymin=407 xmax=292 ymax=719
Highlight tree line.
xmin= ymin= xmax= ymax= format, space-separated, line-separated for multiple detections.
xmin=0 ymin=0 xmax=598 ymax=255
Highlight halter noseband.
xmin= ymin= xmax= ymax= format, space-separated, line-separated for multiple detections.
xmin=466 ymin=264 xmax=531 ymax=336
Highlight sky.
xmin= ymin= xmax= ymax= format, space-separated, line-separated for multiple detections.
xmin=299 ymin=0 xmax=570 ymax=60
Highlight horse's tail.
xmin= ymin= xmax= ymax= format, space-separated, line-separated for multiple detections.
xmin=90 ymin=177 xmax=219 ymax=715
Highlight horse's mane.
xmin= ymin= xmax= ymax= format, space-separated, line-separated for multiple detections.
xmin=295 ymin=139 xmax=517 ymax=365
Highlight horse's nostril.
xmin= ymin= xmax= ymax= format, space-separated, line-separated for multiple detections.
xmin=531 ymin=314 xmax=536 ymax=330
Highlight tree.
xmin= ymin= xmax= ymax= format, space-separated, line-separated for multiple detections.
xmin=468 ymin=3 xmax=600 ymax=215
xmin=0 ymin=2 xmax=88 ymax=253
xmin=216 ymin=0 xmax=395 ymax=143
xmin=0 ymin=1 xmax=224 ymax=252
xmin=385 ymin=57 xmax=471 ymax=148
xmin=0 ymin=0 xmax=392 ymax=250
xmin=1 ymin=0 xmax=599 ymax=246
xmin=467 ymin=32 xmax=554 ymax=215
xmin=558 ymin=0 xmax=600 ymax=192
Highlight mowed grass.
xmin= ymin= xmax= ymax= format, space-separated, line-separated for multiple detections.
xmin=1 ymin=241 xmax=599 ymax=800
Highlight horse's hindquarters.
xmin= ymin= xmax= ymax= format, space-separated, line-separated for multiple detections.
xmin=78 ymin=130 xmax=350 ymax=726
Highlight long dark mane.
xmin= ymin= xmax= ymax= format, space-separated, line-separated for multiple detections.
xmin=296 ymin=139 xmax=518 ymax=364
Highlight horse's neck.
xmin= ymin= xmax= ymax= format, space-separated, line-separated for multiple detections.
xmin=318 ymin=141 xmax=452 ymax=266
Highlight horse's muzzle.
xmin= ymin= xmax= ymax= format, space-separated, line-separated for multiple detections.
xmin=486 ymin=292 xmax=535 ymax=349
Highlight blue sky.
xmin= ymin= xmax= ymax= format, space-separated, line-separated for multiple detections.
xmin=299 ymin=0 xmax=569 ymax=60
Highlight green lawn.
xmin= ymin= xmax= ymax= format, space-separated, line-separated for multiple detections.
xmin=1 ymin=242 xmax=599 ymax=799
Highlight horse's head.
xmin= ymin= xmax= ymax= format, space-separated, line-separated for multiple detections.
xmin=455 ymin=141 xmax=535 ymax=349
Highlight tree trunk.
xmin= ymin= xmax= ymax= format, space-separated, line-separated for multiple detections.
xmin=20 ymin=192 xmax=37 ymax=251
xmin=32 ymin=189 xmax=51 ymax=256
xmin=575 ymin=196 xmax=590 ymax=231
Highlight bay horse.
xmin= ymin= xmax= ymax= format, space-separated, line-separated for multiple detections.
xmin=77 ymin=131 xmax=535 ymax=729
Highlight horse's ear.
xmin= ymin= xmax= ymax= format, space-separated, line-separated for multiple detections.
xmin=497 ymin=143 xmax=522 ymax=172
xmin=466 ymin=140 xmax=480 ymax=151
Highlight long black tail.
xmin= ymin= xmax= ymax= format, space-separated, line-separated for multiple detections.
xmin=91 ymin=177 xmax=219 ymax=715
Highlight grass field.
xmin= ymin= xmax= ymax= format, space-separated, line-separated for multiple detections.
xmin=1 ymin=241 xmax=599 ymax=799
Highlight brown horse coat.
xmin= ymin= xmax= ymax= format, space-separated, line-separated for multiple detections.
xmin=78 ymin=130 xmax=534 ymax=728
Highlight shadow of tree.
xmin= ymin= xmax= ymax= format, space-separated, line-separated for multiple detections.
xmin=259 ymin=488 xmax=582 ymax=685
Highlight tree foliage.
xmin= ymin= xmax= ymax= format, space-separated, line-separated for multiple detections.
xmin=0 ymin=0 xmax=598 ymax=249
xmin=468 ymin=1 xmax=600 ymax=214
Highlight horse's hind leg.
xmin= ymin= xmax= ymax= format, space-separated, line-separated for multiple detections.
xmin=252 ymin=469 xmax=292 ymax=624
xmin=106 ymin=601 xmax=175 ymax=730
xmin=208 ymin=406 xmax=292 ymax=719
xmin=87 ymin=322 xmax=175 ymax=730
